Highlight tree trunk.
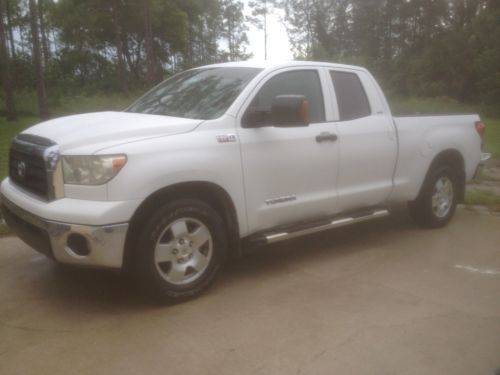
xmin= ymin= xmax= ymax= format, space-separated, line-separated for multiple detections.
xmin=143 ymin=0 xmax=158 ymax=86
xmin=110 ymin=0 xmax=128 ymax=92
xmin=0 ymin=0 xmax=16 ymax=120
xmin=38 ymin=0 xmax=50 ymax=68
xmin=29 ymin=0 xmax=49 ymax=120
xmin=264 ymin=0 xmax=267 ymax=60
xmin=122 ymin=36 xmax=138 ymax=79
xmin=5 ymin=0 xmax=15 ymax=59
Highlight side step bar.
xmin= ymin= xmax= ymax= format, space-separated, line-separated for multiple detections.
xmin=260 ymin=209 xmax=390 ymax=245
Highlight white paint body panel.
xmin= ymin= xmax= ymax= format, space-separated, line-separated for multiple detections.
xmin=23 ymin=111 xmax=202 ymax=154
xmin=1 ymin=61 xmax=483 ymax=246
xmin=1 ymin=178 xmax=139 ymax=226
xmin=391 ymin=114 xmax=482 ymax=201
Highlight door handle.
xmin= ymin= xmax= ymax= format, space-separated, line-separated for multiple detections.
xmin=316 ymin=131 xmax=338 ymax=143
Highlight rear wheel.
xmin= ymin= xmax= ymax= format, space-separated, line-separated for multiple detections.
xmin=134 ymin=199 xmax=227 ymax=302
xmin=408 ymin=165 xmax=459 ymax=228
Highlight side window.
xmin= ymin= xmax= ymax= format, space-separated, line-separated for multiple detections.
xmin=248 ymin=70 xmax=325 ymax=124
xmin=330 ymin=71 xmax=371 ymax=121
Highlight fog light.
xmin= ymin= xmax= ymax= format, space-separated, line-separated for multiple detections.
xmin=66 ymin=233 xmax=90 ymax=256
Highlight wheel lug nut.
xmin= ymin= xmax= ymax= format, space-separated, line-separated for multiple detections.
xmin=172 ymin=249 xmax=178 ymax=255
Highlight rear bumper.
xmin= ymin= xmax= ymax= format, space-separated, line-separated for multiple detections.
xmin=473 ymin=152 xmax=492 ymax=179
xmin=1 ymin=194 xmax=128 ymax=269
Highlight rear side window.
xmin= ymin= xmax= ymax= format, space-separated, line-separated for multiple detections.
xmin=330 ymin=71 xmax=371 ymax=121
xmin=248 ymin=70 xmax=325 ymax=124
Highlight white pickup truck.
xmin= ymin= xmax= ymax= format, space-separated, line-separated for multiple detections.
xmin=0 ymin=61 xmax=488 ymax=301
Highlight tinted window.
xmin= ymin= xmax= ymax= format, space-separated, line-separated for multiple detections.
xmin=330 ymin=71 xmax=371 ymax=121
xmin=127 ymin=67 xmax=262 ymax=120
xmin=248 ymin=70 xmax=325 ymax=124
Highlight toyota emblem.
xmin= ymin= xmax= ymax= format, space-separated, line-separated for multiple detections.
xmin=17 ymin=161 xmax=26 ymax=179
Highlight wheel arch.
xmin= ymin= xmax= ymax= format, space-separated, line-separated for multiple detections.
xmin=420 ymin=149 xmax=466 ymax=203
xmin=123 ymin=181 xmax=241 ymax=270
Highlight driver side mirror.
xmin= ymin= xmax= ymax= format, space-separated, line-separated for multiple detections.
xmin=271 ymin=95 xmax=310 ymax=127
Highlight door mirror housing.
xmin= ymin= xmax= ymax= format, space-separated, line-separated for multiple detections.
xmin=242 ymin=95 xmax=310 ymax=128
xmin=271 ymin=95 xmax=310 ymax=127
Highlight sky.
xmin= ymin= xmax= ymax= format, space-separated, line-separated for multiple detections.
xmin=242 ymin=1 xmax=294 ymax=61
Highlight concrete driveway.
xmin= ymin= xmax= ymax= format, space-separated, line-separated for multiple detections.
xmin=1 ymin=208 xmax=499 ymax=375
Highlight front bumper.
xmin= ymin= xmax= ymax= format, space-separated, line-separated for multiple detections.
xmin=1 ymin=195 xmax=128 ymax=269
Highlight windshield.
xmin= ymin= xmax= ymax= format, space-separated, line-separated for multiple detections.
xmin=127 ymin=67 xmax=262 ymax=120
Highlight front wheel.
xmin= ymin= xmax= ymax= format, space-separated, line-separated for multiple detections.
xmin=134 ymin=199 xmax=227 ymax=302
xmin=408 ymin=165 xmax=459 ymax=228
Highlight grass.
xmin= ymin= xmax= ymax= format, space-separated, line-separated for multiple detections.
xmin=482 ymin=117 xmax=500 ymax=157
xmin=388 ymin=96 xmax=500 ymax=157
xmin=0 ymin=222 xmax=11 ymax=237
xmin=464 ymin=189 xmax=500 ymax=211
xmin=388 ymin=95 xmax=477 ymax=115
xmin=52 ymin=92 xmax=140 ymax=117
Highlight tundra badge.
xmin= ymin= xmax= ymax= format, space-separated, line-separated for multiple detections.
xmin=216 ymin=134 xmax=237 ymax=143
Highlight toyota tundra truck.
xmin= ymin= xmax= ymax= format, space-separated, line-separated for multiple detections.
xmin=0 ymin=61 xmax=489 ymax=301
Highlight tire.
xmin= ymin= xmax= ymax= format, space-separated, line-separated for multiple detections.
xmin=408 ymin=164 xmax=459 ymax=228
xmin=134 ymin=198 xmax=227 ymax=303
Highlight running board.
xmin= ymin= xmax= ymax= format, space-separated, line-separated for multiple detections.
xmin=258 ymin=209 xmax=390 ymax=245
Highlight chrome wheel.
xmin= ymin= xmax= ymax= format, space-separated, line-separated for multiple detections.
xmin=431 ymin=176 xmax=454 ymax=218
xmin=154 ymin=217 xmax=213 ymax=285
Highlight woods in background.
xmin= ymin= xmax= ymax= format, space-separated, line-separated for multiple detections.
xmin=282 ymin=0 xmax=500 ymax=108
xmin=0 ymin=0 xmax=251 ymax=119
xmin=0 ymin=0 xmax=499 ymax=121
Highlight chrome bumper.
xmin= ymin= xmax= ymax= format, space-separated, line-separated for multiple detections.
xmin=0 ymin=195 xmax=128 ymax=268
xmin=473 ymin=152 xmax=492 ymax=179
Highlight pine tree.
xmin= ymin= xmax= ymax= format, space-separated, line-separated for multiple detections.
xmin=29 ymin=0 xmax=49 ymax=119
xmin=0 ymin=0 xmax=16 ymax=120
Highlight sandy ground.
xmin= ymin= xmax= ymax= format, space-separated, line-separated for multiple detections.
xmin=0 ymin=208 xmax=499 ymax=375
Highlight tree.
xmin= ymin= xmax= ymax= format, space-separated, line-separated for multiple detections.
xmin=221 ymin=0 xmax=250 ymax=61
xmin=110 ymin=0 xmax=129 ymax=92
xmin=29 ymin=0 xmax=49 ymax=119
xmin=4 ymin=0 xmax=15 ymax=59
xmin=38 ymin=0 xmax=50 ymax=67
xmin=281 ymin=0 xmax=320 ymax=59
xmin=248 ymin=0 xmax=276 ymax=59
xmin=142 ymin=0 xmax=158 ymax=85
xmin=0 ymin=0 xmax=16 ymax=120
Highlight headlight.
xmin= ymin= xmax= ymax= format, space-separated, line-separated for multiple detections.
xmin=62 ymin=155 xmax=127 ymax=185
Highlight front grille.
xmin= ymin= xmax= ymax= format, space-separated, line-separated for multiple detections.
xmin=9 ymin=134 xmax=57 ymax=200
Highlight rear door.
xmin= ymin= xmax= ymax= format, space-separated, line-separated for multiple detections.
xmin=327 ymin=69 xmax=397 ymax=212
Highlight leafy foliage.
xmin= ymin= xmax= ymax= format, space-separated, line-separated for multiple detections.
xmin=281 ymin=0 xmax=500 ymax=111
xmin=0 ymin=0 xmax=499 ymax=119
xmin=0 ymin=0 xmax=251 ymax=116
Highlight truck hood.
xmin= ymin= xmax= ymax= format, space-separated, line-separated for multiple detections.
xmin=22 ymin=111 xmax=203 ymax=154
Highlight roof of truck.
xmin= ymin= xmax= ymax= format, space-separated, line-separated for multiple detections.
xmin=198 ymin=60 xmax=368 ymax=72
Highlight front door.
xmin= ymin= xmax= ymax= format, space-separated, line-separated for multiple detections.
xmin=236 ymin=68 xmax=339 ymax=233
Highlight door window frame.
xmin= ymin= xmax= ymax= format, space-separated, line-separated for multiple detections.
xmin=325 ymin=68 xmax=385 ymax=122
xmin=237 ymin=66 xmax=335 ymax=127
